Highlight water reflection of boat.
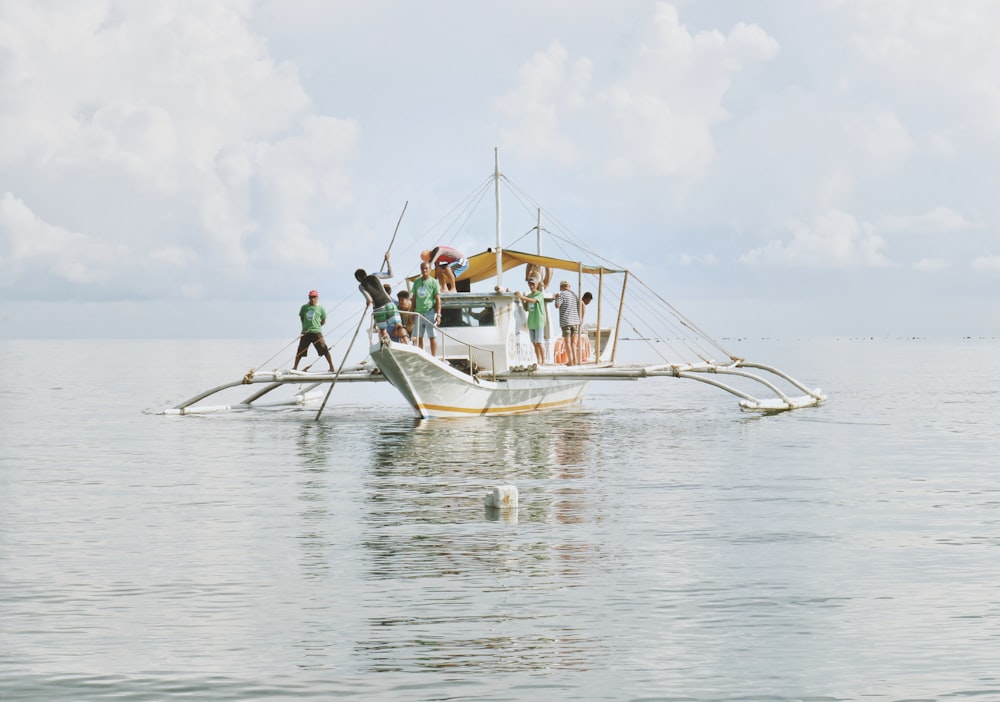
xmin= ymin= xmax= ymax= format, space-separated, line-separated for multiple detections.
xmin=165 ymin=150 xmax=825 ymax=418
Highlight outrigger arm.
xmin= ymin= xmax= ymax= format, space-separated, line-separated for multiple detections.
xmin=162 ymin=366 xmax=386 ymax=415
xmin=670 ymin=362 xmax=825 ymax=411
xmin=477 ymin=359 xmax=825 ymax=412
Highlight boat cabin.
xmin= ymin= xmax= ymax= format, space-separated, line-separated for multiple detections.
xmin=435 ymin=290 xmax=536 ymax=373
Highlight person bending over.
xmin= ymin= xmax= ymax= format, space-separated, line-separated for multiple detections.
xmin=420 ymin=245 xmax=468 ymax=292
xmin=355 ymin=252 xmax=402 ymax=342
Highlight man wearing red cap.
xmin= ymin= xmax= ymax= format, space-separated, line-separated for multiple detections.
xmin=294 ymin=290 xmax=335 ymax=372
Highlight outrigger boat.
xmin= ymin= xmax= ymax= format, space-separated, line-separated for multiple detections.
xmin=165 ymin=151 xmax=825 ymax=418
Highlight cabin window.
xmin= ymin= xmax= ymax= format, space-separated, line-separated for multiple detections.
xmin=439 ymin=303 xmax=496 ymax=328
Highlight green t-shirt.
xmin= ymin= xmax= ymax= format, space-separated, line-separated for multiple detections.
xmin=410 ymin=277 xmax=441 ymax=314
xmin=299 ymin=303 xmax=326 ymax=334
xmin=525 ymin=289 xmax=546 ymax=329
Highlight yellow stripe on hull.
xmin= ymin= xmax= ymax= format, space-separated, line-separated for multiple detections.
xmin=416 ymin=394 xmax=582 ymax=417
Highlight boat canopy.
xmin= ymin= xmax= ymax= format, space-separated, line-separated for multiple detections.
xmin=409 ymin=248 xmax=625 ymax=285
xmin=463 ymin=248 xmax=625 ymax=283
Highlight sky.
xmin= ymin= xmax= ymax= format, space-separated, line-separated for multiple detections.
xmin=1 ymin=0 xmax=999 ymax=340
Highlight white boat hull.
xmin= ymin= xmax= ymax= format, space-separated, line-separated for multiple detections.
xmin=370 ymin=341 xmax=588 ymax=418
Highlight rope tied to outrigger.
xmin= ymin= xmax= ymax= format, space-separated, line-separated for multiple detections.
xmin=240 ymin=334 xmax=307 ymax=383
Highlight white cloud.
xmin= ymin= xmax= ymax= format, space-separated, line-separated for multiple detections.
xmin=1 ymin=0 xmax=999 ymax=338
xmin=740 ymin=209 xmax=889 ymax=267
xmin=721 ymin=96 xmax=916 ymax=220
xmin=842 ymin=107 xmax=914 ymax=175
xmin=498 ymin=2 xmax=779 ymax=185
xmin=877 ymin=207 xmax=975 ymax=234
xmin=0 ymin=0 xmax=359 ymax=299
xmin=496 ymin=42 xmax=591 ymax=167
xmin=829 ymin=0 xmax=1000 ymax=137
xmin=83 ymin=102 xmax=179 ymax=186
xmin=605 ymin=5 xmax=778 ymax=184
xmin=913 ymin=258 xmax=949 ymax=272
xmin=0 ymin=192 xmax=120 ymax=285
xmin=148 ymin=245 xmax=199 ymax=267
xmin=203 ymin=114 xmax=359 ymax=267
xmin=971 ymin=256 xmax=1000 ymax=272
xmin=673 ymin=253 xmax=719 ymax=266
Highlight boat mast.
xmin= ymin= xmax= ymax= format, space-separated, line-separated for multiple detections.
xmin=536 ymin=208 xmax=542 ymax=254
xmin=494 ymin=148 xmax=503 ymax=288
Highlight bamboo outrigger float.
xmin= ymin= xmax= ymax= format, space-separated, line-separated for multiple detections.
xmin=164 ymin=150 xmax=825 ymax=418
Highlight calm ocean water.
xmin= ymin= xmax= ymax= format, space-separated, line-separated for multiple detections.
xmin=2 ymin=337 xmax=999 ymax=701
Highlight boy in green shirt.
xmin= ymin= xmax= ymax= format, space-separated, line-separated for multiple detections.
xmin=516 ymin=279 xmax=547 ymax=365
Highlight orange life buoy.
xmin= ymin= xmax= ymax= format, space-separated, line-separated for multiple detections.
xmin=553 ymin=335 xmax=591 ymax=364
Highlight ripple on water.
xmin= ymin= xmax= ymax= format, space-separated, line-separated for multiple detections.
xmin=4 ymin=339 xmax=1000 ymax=700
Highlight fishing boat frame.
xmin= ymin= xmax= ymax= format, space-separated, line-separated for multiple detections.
xmin=164 ymin=151 xmax=826 ymax=418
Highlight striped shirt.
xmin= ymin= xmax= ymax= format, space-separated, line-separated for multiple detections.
xmin=554 ymin=289 xmax=580 ymax=328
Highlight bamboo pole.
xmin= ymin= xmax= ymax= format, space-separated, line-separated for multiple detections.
xmin=315 ymin=304 xmax=371 ymax=420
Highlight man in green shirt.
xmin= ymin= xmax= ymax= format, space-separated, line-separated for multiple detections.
xmin=516 ymin=279 xmax=547 ymax=365
xmin=410 ymin=261 xmax=442 ymax=356
xmin=294 ymin=290 xmax=335 ymax=371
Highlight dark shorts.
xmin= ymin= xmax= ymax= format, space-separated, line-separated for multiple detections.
xmin=297 ymin=331 xmax=328 ymax=356
xmin=561 ymin=325 xmax=579 ymax=338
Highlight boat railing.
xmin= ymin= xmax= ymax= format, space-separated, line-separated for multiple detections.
xmin=377 ymin=308 xmax=497 ymax=379
xmin=436 ymin=326 xmax=497 ymax=380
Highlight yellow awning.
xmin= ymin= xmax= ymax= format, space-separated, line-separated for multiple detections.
xmin=409 ymin=248 xmax=624 ymax=284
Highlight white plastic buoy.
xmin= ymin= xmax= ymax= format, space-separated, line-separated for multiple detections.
xmin=484 ymin=485 xmax=518 ymax=510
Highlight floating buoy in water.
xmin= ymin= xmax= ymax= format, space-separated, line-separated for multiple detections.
xmin=484 ymin=485 xmax=518 ymax=509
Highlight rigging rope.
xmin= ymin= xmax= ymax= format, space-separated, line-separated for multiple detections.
xmin=381 ymin=201 xmax=408 ymax=274
xmin=498 ymin=174 xmax=738 ymax=362
xmin=251 ymin=334 xmax=302 ymax=375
